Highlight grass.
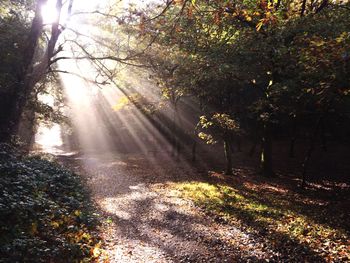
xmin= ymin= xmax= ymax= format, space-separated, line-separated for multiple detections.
xmin=168 ymin=180 xmax=349 ymax=261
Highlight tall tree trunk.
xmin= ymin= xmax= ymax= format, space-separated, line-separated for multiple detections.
xmin=321 ymin=119 xmax=328 ymax=152
xmin=260 ymin=124 xmax=274 ymax=177
xmin=17 ymin=106 xmax=37 ymax=152
xmin=237 ymin=136 xmax=242 ymax=152
xmin=0 ymin=0 xmax=66 ymax=143
xmin=249 ymin=132 xmax=258 ymax=157
xmin=289 ymin=137 xmax=296 ymax=158
xmin=301 ymin=98 xmax=333 ymax=188
xmin=289 ymin=115 xmax=297 ymax=158
xmin=301 ymin=115 xmax=323 ymax=187
xmin=171 ymin=102 xmax=180 ymax=158
xmin=191 ymin=139 xmax=197 ymax=162
xmin=0 ymin=0 xmax=47 ymax=142
xmin=224 ymin=137 xmax=233 ymax=175
xmin=192 ymin=126 xmax=197 ymax=162
xmin=176 ymin=108 xmax=182 ymax=158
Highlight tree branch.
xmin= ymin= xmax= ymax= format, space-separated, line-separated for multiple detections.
xmin=48 ymin=69 xmax=109 ymax=85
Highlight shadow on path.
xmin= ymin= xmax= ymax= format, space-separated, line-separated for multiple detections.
xmin=58 ymin=152 xmax=336 ymax=262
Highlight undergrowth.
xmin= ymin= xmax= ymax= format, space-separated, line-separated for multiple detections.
xmin=0 ymin=144 xmax=100 ymax=262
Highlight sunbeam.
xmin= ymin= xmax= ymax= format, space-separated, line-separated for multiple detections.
xmin=35 ymin=124 xmax=63 ymax=153
xmin=3 ymin=0 xmax=350 ymax=262
xmin=41 ymin=0 xmax=59 ymax=24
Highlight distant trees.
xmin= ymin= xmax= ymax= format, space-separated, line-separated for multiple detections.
xmin=126 ymin=0 xmax=350 ymax=181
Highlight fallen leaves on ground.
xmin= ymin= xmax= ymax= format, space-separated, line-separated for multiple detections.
xmin=168 ymin=179 xmax=349 ymax=262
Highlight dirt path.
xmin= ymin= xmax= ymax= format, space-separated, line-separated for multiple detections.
xmin=60 ymin=152 xmax=273 ymax=262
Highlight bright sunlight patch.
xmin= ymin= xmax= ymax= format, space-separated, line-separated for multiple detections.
xmin=168 ymin=181 xmax=349 ymax=262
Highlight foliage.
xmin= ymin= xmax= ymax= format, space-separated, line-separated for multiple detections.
xmin=0 ymin=5 xmax=29 ymax=93
xmin=0 ymin=144 xmax=100 ymax=262
xmin=198 ymin=113 xmax=240 ymax=144
xmin=127 ymin=0 xmax=350 ymax=177
xmin=113 ymin=92 xmax=160 ymax=115
xmin=0 ymin=2 xmax=68 ymax=147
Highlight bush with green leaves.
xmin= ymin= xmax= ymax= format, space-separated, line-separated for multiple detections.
xmin=0 ymin=144 xmax=100 ymax=262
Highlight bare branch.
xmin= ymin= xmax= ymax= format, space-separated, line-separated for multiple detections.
xmin=143 ymin=0 xmax=175 ymax=22
xmin=48 ymin=69 xmax=109 ymax=85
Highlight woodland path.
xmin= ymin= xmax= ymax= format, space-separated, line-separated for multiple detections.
xmin=59 ymin=152 xmax=278 ymax=262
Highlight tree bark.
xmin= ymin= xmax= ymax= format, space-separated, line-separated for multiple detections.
xmin=260 ymin=124 xmax=274 ymax=177
xmin=0 ymin=0 xmax=47 ymax=142
xmin=321 ymin=119 xmax=328 ymax=152
xmin=237 ymin=136 xmax=242 ymax=152
xmin=289 ymin=137 xmax=296 ymax=158
xmin=301 ymin=115 xmax=323 ymax=187
xmin=248 ymin=132 xmax=258 ymax=157
xmin=17 ymin=105 xmax=36 ymax=152
xmin=191 ymin=139 xmax=197 ymax=162
xmin=289 ymin=115 xmax=297 ymax=158
xmin=224 ymin=137 xmax=233 ymax=175
xmin=172 ymin=103 xmax=179 ymax=158
xmin=301 ymin=98 xmax=333 ymax=188
xmin=192 ymin=127 xmax=197 ymax=162
xmin=0 ymin=0 xmax=66 ymax=143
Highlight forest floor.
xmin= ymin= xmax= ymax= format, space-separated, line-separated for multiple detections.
xmin=58 ymin=150 xmax=350 ymax=262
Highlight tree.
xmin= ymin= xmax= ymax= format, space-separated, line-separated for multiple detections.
xmin=128 ymin=0 xmax=350 ymax=179
xmin=0 ymin=0 xmax=71 ymax=142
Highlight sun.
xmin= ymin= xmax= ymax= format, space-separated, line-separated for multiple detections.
xmin=41 ymin=0 xmax=60 ymax=24
xmin=41 ymin=0 xmax=108 ymax=26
